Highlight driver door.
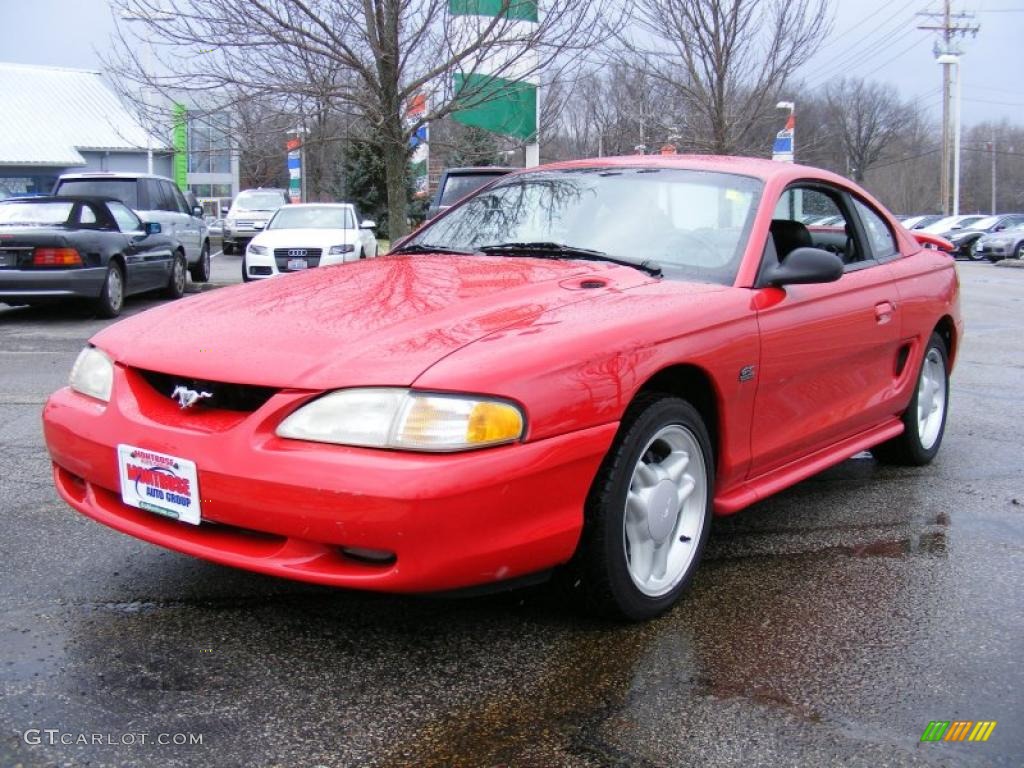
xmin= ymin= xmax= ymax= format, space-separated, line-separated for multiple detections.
xmin=748 ymin=184 xmax=903 ymax=477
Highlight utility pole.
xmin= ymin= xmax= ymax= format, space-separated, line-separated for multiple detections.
xmin=917 ymin=1 xmax=979 ymax=215
xmin=989 ymin=129 xmax=997 ymax=214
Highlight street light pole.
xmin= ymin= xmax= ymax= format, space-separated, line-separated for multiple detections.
xmin=937 ymin=53 xmax=962 ymax=216
xmin=120 ymin=9 xmax=174 ymax=174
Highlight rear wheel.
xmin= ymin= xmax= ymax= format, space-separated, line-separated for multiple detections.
xmin=189 ymin=241 xmax=211 ymax=282
xmin=872 ymin=333 xmax=949 ymax=465
xmin=94 ymin=261 xmax=124 ymax=318
xmin=164 ymin=251 xmax=186 ymax=299
xmin=1015 ymin=242 xmax=1024 ymax=260
xmin=575 ymin=396 xmax=713 ymax=621
xmin=966 ymin=241 xmax=984 ymax=261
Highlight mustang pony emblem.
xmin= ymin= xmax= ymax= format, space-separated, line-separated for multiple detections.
xmin=171 ymin=385 xmax=213 ymax=409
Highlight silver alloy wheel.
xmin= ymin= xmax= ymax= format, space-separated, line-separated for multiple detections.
xmin=173 ymin=255 xmax=186 ymax=293
xmin=107 ymin=265 xmax=123 ymax=310
xmin=917 ymin=347 xmax=946 ymax=450
xmin=623 ymin=424 xmax=707 ymax=597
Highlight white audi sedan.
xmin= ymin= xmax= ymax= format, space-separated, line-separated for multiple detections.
xmin=242 ymin=203 xmax=378 ymax=281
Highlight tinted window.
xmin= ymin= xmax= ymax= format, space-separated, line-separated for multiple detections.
xmin=232 ymin=190 xmax=286 ymax=211
xmin=268 ymin=206 xmax=354 ymax=230
xmin=170 ymin=184 xmax=191 ymax=215
xmin=155 ymin=181 xmax=179 ymax=213
xmin=56 ymin=179 xmax=138 ymax=209
xmin=854 ymin=199 xmax=898 ymax=259
xmin=107 ymin=201 xmax=142 ymax=232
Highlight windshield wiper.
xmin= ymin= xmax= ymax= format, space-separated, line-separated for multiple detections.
xmin=479 ymin=242 xmax=662 ymax=277
xmin=390 ymin=242 xmax=479 ymax=255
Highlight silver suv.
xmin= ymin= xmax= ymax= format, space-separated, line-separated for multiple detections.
xmin=223 ymin=188 xmax=290 ymax=254
xmin=53 ymin=172 xmax=211 ymax=282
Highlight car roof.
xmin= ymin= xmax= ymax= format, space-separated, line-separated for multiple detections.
xmin=526 ymin=154 xmax=857 ymax=185
xmin=1 ymin=194 xmax=120 ymax=205
xmin=57 ymin=172 xmax=174 ymax=182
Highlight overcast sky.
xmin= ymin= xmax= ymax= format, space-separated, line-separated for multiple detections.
xmin=1 ymin=0 xmax=1021 ymax=128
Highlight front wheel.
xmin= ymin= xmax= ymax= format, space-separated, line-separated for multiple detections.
xmin=189 ymin=241 xmax=211 ymax=282
xmin=1015 ymin=242 xmax=1024 ymax=260
xmin=575 ymin=396 xmax=714 ymax=621
xmin=966 ymin=242 xmax=985 ymax=261
xmin=872 ymin=333 xmax=949 ymax=465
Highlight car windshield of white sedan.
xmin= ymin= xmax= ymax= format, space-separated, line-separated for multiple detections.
xmin=0 ymin=201 xmax=74 ymax=226
xmin=234 ymin=192 xmax=285 ymax=211
xmin=408 ymin=168 xmax=762 ymax=284
xmin=269 ymin=207 xmax=354 ymax=230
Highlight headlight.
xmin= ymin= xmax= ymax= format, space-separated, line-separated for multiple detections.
xmin=329 ymin=244 xmax=355 ymax=255
xmin=276 ymin=388 xmax=524 ymax=451
xmin=247 ymin=244 xmax=267 ymax=255
xmin=69 ymin=346 xmax=113 ymax=402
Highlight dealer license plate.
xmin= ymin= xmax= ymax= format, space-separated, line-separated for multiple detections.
xmin=287 ymin=258 xmax=308 ymax=270
xmin=117 ymin=444 xmax=202 ymax=525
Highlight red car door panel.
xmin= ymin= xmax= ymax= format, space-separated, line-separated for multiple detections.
xmin=749 ymin=263 xmax=902 ymax=477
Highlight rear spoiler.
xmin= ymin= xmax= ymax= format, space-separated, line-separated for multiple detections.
xmin=912 ymin=231 xmax=955 ymax=252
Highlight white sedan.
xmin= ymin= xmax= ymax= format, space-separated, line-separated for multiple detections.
xmin=242 ymin=203 xmax=378 ymax=281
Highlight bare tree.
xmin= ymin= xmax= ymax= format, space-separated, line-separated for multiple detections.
xmin=107 ymin=0 xmax=616 ymax=239
xmin=824 ymin=77 xmax=904 ymax=182
xmin=620 ymin=0 xmax=832 ymax=155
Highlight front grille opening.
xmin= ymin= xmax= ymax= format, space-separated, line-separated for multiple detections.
xmin=199 ymin=519 xmax=286 ymax=543
xmin=137 ymin=368 xmax=278 ymax=412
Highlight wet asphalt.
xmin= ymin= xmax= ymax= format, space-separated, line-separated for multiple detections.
xmin=0 ymin=259 xmax=1021 ymax=768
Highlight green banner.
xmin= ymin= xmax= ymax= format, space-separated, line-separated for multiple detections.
xmin=449 ymin=0 xmax=537 ymax=21
xmin=452 ymin=73 xmax=537 ymax=141
xmin=172 ymin=103 xmax=188 ymax=191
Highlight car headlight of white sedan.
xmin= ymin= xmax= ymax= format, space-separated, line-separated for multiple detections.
xmin=328 ymin=244 xmax=355 ymax=255
xmin=69 ymin=346 xmax=113 ymax=402
xmin=276 ymin=388 xmax=524 ymax=451
xmin=247 ymin=244 xmax=268 ymax=255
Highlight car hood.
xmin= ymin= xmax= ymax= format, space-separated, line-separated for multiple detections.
xmin=250 ymin=228 xmax=356 ymax=249
xmin=91 ymin=254 xmax=656 ymax=390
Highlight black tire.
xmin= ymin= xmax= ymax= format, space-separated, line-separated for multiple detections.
xmin=223 ymin=242 xmax=234 ymax=255
xmin=189 ymin=241 xmax=211 ymax=282
xmin=872 ymin=332 xmax=949 ymax=466
xmin=1015 ymin=242 xmax=1024 ymax=260
xmin=94 ymin=261 xmax=125 ymax=318
xmin=573 ymin=395 xmax=714 ymax=621
xmin=163 ymin=251 xmax=187 ymax=299
xmin=966 ymin=240 xmax=984 ymax=261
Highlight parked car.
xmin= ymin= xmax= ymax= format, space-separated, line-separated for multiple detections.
xmin=42 ymin=156 xmax=961 ymax=621
xmin=222 ymin=188 xmax=290 ymax=254
xmin=0 ymin=196 xmax=186 ymax=317
xmin=919 ymin=214 xmax=985 ymax=236
xmin=242 ymin=203 xmax=378 ymax=281
xmin=426 ymin=167 xmax=513 ymax=219
xmin=974 ymin=222 xmax=1024 ymax=262
xmin=945 ymin=214 xmax=1024 ymax=260
xmin=53 ymin=173 xmax=211 ymax=283
xmin=900 ymin=214 xmax=943 ymax=230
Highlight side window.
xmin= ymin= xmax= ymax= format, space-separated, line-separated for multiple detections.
xmin=78 ymin=203 xmax=98 ymax=226
xmin=108 ymin=201 xmax=142 ymax=232
xmin=157 ymin=181 xmax=179 ymax=213
xmin=853 ymin=199 xmax=898 ymax=260
xmin=140 ymin=179 xmax=161 ymax=211
xmin=769 ymin=186 xmax=863 ymax=266
xmin=170 ymin=184 xmax=190 ymax=215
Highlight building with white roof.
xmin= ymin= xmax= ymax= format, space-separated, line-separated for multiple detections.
xmin=0 ymin=62 xmax=237 ymax=212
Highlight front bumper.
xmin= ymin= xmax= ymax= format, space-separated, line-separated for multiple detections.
xmin=43 ymin=365 xmax=616 ymax=592
xmin=0 ymin=267 xmax=107 ymax=301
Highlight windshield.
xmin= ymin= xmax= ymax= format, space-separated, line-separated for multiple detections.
xmin=411 ymin=168 xmax=762 ymax=284
xmin=269 ymin=206 xmax=354 ymax=230
xmin=0 ymin=201 xmax=74 ymax=226
xmin=56 ymin=179 xmax=138 ymax=209
xmin=439 ymin=173 xmax=507 ymax=206
xmin=966 ymin=216 xmax=1000 ymax=231
xmin=233 ymin=191 xmax=285 ymax=211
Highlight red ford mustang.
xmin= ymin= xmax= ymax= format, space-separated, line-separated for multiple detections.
xmin=43 ymin=156 xmax=962 ymax=620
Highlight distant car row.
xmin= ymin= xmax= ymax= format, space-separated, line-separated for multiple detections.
xmin=897 ymin=213 xmax=1024 ymax=261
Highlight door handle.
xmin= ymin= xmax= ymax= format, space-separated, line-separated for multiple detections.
xmin=875 ymin=300 xmax=895 ymax=323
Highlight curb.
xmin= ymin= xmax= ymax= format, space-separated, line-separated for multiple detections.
xmin=994 ymin=260 xmax=1024 ymax=270
xmin=186 ymin=282 xmax=235 ymax=294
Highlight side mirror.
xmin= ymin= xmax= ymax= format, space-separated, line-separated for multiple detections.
xmin=360 ymin=219 xmax=377 ymax=229
xmin=144 ymin=221 xmax=161 ymax=235
xmin=192 ymin=205 xmax=204 ymax=218
xmin=765 ymin=247 xmax=843 ymax=286
xmin=254 ymin=222 xmax=265 ymax=230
